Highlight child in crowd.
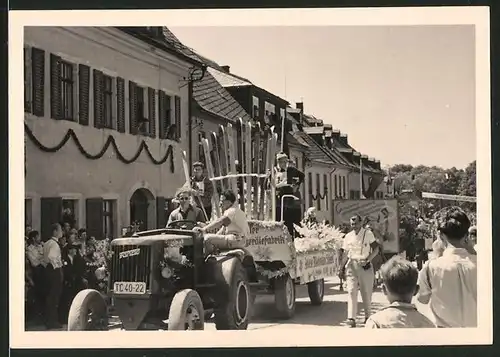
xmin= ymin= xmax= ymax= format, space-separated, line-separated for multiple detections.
xmin=365 ymin=256 xmax=435 ymax=328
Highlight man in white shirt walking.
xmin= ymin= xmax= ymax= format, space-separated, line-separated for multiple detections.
xmin=417 ymin=206 xmax=477 ymax=328
xmin=339 ymin=214 xmax=380 ymax=327
xmin=42 ymin=223 xmax=64 ymax=329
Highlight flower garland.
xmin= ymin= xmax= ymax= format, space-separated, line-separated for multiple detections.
xmin=256 ymin=264 xmax=289 ymax=279
xmin=24 ymin=122 xmax=175 ymax=171
xmin=293 ymin=222 xmax=344 ymax=253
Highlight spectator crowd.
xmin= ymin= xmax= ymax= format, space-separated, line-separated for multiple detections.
xmin=25 ymin=221 xmax=110 ymax=329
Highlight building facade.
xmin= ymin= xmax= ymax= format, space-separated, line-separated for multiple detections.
xmin=24 ymin=26 xmax=201 ymax=240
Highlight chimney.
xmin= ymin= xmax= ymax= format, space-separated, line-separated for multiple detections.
xmin=296 ymin=102 xmax=304 ymax=112
xmin=332 ymin=129 xmax=341 ymax=140
xmin=339 ymin=133 xmax=348 ymax=146
xmin=221 ymin=65 xmax=230 ymax=73
xmin=375 ymin=160 xmax=381 ymax=170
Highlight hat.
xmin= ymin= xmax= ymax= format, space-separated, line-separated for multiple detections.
xmin=276 ymin=152 xmax=288 ymax=160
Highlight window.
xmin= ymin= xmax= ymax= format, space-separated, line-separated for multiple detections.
xmin=342 ymin=176 xmax=346 ymax=198
xmin=103 ymin=200 xmax=116 ymax=239
xmin=334 ymin=175 xmax=338 ymax=198
xmin=198 ymin=130 xmax=206 ymax=164
xmin=308 ymin=172 xmax=313 ymax=208
xmin=324 ymin=174 xmax=328 ymax=210
xmin=350 ymin=190 xmax=355 ymax=200
xmin=60 ymin=60 xmax=75 ymax=120
xmin=159 ymin=91 xmax=172 ymax=139
xmin=25 ymin=199 xmax=33 ymax=228
xmin=316 ymin=173 xmax=321 ymax=211
xmin=136 ymin=86 xmax=148 ymax=135
xmin=62 ymin=199 xmax=78 ymax=228
xmin=103 ymin=75 xmax=113 ymax=129
xmin=252 ymin=96 xmax=259 ymax=118
xmin=174 ymin=95 xmax=181 ymax=141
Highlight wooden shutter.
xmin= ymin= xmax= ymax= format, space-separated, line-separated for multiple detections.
xmin=156 ymin=196 xmax=166 ymax=228
xmin=78 ymin=64 xmax=90 ymax=126
xmin=24 ymin=48 xmax=32 ymax=113
xmin=40 ymin=197 xmax=63 ymax=242
xmin=93 ymin=69 xmax=104 ymax=129
xmin=116 ymin=77 xmax=126 ymax=133
xmin=148 ymin=87 xmax=156 ymax=138
xmin=50 ymin=54 xmax=62 ymax=120
xmin=174 ymin=95 xmax=181 ymax=140
xmin=86 ymin=197 xmax=104 ymax=240
xmin=31 ymin=48 xmax=45 ymax=117
xmin=129 ymin=81 xmax=138 ymax=135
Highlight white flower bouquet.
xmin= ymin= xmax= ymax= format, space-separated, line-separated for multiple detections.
xmin=293 ymin=222 xmax=345 ymax=254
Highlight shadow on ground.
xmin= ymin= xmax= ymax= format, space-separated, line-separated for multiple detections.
xmin=250 ymin=280 xmax=387 ymax=328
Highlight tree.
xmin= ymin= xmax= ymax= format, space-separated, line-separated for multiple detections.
xmin=458 ymin=160 xmax=476 ymax=197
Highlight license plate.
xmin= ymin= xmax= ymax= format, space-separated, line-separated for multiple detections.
xmin=113 ymin=282 xmax=146 ymax=294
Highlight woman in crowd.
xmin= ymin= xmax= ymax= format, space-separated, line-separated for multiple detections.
xmin=25 ymin=230 xmax=45 ymax=321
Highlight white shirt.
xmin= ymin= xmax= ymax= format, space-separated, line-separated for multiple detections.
xmin=223 ymin=205 xmax=250 ymax=236
xmin=194 ymin=181 xmax=205 ymax=195
xmin=26 ymin=243 xmax=44 ymax=267
xmin=43 ymin=238 xmax=63 ymax=269
xmin=342 ymin=228 xmax=376 ymax=260
xmin=417 ymin=247 xmax=477 ymax=327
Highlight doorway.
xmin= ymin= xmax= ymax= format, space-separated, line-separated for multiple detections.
xmin=130 ymin=188 xmax=155 ymax=232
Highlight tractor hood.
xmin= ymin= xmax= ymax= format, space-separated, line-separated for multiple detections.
xmin=111 ymin=229 xmax=195 ymax=247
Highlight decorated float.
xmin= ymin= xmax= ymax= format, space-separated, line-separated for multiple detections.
xmin=195 ymin=119 xmax=342 ymax=318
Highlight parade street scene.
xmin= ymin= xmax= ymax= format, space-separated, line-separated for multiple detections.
xmin=23 ymin=24 xmax=478 ymax=333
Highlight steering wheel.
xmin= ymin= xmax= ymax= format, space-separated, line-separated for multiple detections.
xmin=167 ymin=220 xmax=198 ymax=230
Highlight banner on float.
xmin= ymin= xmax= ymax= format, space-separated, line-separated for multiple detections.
xmin=245 ymin=220 xmax=294 ymax=265
xmin=333 ymin=199 xmax=400 ymax=253
xmin=295 ymin=249 xmax=338 ymax=284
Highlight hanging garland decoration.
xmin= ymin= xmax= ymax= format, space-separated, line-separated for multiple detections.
xmin=24 ymin=123 xmax=175 ymax=173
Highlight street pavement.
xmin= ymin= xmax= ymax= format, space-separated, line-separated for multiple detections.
xmin=26 ymin=277 xmax=432 ymax=331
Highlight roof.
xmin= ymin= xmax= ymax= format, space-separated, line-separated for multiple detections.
xmin=193 ymin=71 xmax=252 ymax=123
xmin=208 ymin=67 xmax=252 ymax=88
xmin=303 ymin=126 xmax=324 ymax=135
xmin=286 ymin=107 xmax=302 ymax=114
xmin=295 ymin=131 xmax=339 ymax=165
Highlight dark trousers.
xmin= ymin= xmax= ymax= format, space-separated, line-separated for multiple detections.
xmin=45 ymin=266 xmax=63 ymax=328
xmin=276 ymin=205 xmax=302 ymax=240
xmin=32 ymin=265 xmax=46 ymax=318
xmin=204 ymin=205 xmax=212 ymax=221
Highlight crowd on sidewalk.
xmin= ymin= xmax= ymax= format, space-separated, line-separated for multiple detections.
xmin=24 ymin=219 xmax=110 ymax=329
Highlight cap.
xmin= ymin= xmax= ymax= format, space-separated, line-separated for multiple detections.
xmin=276 ymin=152 xmax=288 ymax=160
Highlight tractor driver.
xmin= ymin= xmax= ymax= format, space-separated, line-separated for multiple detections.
xmin=193 ymin=189 xmax=249 ymax=253
xmin=167 ymin=186 xmax=206 ymax=228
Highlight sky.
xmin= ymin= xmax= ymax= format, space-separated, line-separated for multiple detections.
xmin=171 ymin=25 xmax=476 ymax=170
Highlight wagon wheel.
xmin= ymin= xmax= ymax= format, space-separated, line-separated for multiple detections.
xmin=67 ymin=289 xmax=109 ymax=331
xmin=168 ymin=289 xmax=205 ymax=330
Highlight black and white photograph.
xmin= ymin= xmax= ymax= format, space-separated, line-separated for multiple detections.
xmin=9 ymin=6 xmax=491 ymax=348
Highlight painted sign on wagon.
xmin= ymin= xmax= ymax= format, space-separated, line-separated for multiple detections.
xmin=245 ymin=220 xmax=294 ymax=265
xmin=295 ymin=250 xmax=339 ymax=284
xmin=333 ymin=199 xmax=400 ymax=253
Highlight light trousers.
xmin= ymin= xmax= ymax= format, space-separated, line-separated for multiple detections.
xmin=345 ymin=260 xmax=375 ymax=319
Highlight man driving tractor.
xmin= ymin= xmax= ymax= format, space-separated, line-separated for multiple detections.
xmin=194 ymin=189 xmax=249 ymax=252
xmin=167 ymin=186 xmax=207 ymax=227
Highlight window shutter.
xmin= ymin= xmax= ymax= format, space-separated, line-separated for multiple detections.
xmin=24 ymin=48 xmax=32 ymax=113
xmin=31 ymin=48 xmax=45 ymax=117
xmin=129 ymin=81 xmax=138 ymax=135
xmin=174 ymin=95 xmax=181 ymax=140
xmin=78 ymin=64 xmax=90 ymax=125
xmin=40 ymin=197 xmax=63 ymax=242
xmin=159 ymin=91 xmax=171 ymax=139
xmin=93 ymin=69 xmax=104 ymax=129
xmin=148 ymin=87 xmax=156 ymax=138
xmin=116 ymin=77 xmax=126 ymax=133
xmin=86 ymin=197 xmax=104 ymax=240
xmin=156 ymin=196 xmax=166 ymax=228
xmin=50 ymin=54 xmax=62 ymax=120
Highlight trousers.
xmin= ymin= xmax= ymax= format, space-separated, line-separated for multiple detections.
xmin=345 ymin=260 xmax=374 ymax=320
xmin=45 ymin=265 xmax=63 ymax=327
xmin=204 ymin=233 xmax=246 ymax=253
